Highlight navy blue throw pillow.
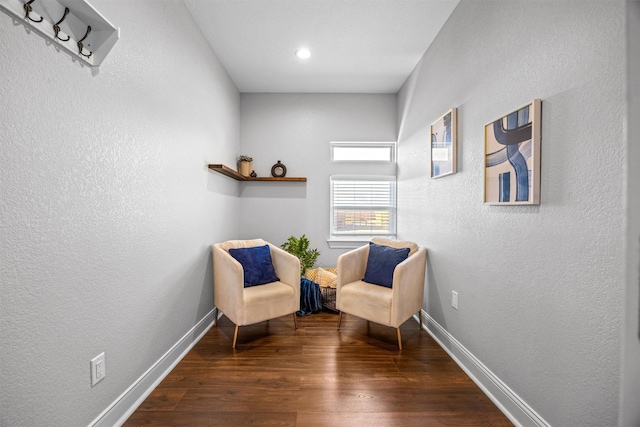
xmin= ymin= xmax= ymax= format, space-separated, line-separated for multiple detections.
xmin=363 ymin=242 xmax=410 ymax=288
xmin=229 ymin=245 xmax=280 ymax=288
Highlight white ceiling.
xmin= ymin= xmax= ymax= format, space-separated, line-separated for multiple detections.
xmin=183 ymin=0 xmax=460 ymax=93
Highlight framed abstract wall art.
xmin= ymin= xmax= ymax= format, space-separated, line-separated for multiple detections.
xmin=430 ymin=108 xmax=457 ymax=178
xmin=484 ymin=99 xmax=541 ymax=205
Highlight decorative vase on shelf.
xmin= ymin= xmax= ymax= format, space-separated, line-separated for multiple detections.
xmin=237 ymin=161 xmax=252 ymax=176
xmin=237 ymin=155 xmax=253 ymax=176
xmin=271 ymin=160 xmax=287 ymax=178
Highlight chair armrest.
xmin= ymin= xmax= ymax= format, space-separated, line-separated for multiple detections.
xmin=337 ymin=244 xmax=369 ymax=288
xmin=269 ymin=244 xmax=301 ymax=301
xmin=212 ymin=243 xmax=245 ymax=322
xmin=390 ymin=246 xmax=427 ymax=327
xmin=336 ymin=244 xmax=369 ymax=310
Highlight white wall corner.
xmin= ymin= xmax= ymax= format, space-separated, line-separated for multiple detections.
xmin=419 ymin=310 xmax=551 ymax=427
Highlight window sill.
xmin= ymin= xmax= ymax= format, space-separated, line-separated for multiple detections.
xmin=327 ymin=237 xmax=396 ymax=249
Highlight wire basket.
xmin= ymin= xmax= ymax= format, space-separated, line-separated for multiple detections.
xmin=305 ymin=267 xmax=338 ymax=312
xmin=320 ymin=286 xmax=337 ymax=312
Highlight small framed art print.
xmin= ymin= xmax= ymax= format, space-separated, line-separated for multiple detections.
xmin=430 ymin=108 xmax=457 ymax=179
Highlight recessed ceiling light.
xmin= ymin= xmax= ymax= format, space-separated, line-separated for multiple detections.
xmin=295 ymin=48 xmax=311 ymax=59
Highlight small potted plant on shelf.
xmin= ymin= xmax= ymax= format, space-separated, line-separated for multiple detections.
xmin=237 ymin=155 xmax=253 ymax=177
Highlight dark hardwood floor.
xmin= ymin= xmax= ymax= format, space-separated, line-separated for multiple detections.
xmin=124 ymin=311 xmax=513 ymax=426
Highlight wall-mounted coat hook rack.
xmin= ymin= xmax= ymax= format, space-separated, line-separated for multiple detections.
xmin=77 ymin=25 xmax=92 ymax=58
xmin=0 ymin=0 xmax=119 ymax=67
xmin=23 ymin=0 xmax=42 ymax=22
xmin=53 ymin=6 xmax=69 ymax=41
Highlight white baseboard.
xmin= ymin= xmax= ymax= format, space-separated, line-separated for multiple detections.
xmin=418 ymin=310 xmax=550 ymax=427
xmin=88 ymin=308 xmax=217 ymax=427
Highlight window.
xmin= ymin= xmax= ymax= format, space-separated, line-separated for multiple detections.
xmin=328 ymin=142 xmax=397 ymax=248
xmin=330 ymin=176 xmax=397 ymax=240
xmin=331 ymin=141 xmax=395 ymax=162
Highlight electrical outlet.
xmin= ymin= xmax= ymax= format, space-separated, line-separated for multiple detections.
xmin=452 ymin=291 xmax=459 ymax=310
xmin=91 ymin=352 xmax=106 ymax=386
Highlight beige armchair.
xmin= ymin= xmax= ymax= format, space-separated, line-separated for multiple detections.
xmin=336 ymin=238 xmax=427 ymax=350
xmin=212 ymin=239 xmax=300 ymax=348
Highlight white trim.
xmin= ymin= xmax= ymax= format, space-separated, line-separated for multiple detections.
xmin=326 ymin=236 xmax=399 ymax=249
xmin=330 ymin=174 xmax=397 ymax=181
xmin=327 ymin=237 xmax=388 ymax=249
xmin=417 ymin=311 xmax=551 ymax=427
xmin=88 ymin=309 xmax=217 ymax=427
xmin=326 ymin=238 xmax=368 ymax=249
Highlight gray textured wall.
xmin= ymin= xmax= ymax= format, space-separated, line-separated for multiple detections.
xmin=622 ymin=1 xmax=640 ymax=426
xmin=397 ymin=1 xmax=625 ymax=426
xmin=1 ymin=1 xmax=631 ymax=425
xmin=0 ymin=1 xmax=240 ymax=425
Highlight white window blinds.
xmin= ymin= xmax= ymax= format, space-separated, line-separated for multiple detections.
xmin=330 ymin=176 xmax=397 ymax=237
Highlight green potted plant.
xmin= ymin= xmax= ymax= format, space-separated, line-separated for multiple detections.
xmin=281 ymin=234 xmax=320 ymax=276
xmin=237 ymin=155 xmax=253 ymax=177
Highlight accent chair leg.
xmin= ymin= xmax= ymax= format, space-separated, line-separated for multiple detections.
xmin=396 ymin=327 xmax=403 ymax=351
xmin=213 ymin=308 xmax=218 ymax=327
xmin=337 ymin=311 xmax=343 ymax=329
xmin=293 ymin=313 xmax=298 ymax=329
xmin=232 ymin=324 xmax=239 ymax=349
xmin=419 ymin=312 xmax=423 ymax=330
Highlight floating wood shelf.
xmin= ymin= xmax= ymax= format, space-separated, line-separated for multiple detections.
xmin=208 ymin=164 xmax=307 ymax=182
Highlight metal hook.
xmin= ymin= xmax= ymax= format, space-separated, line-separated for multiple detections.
xmin=23 ymin=0 xmax=43 ymax=23
xmin=77 ymin=25 xmax=92 ymax=58
xmin=53 ymin=7 xmax=70 ymax=42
